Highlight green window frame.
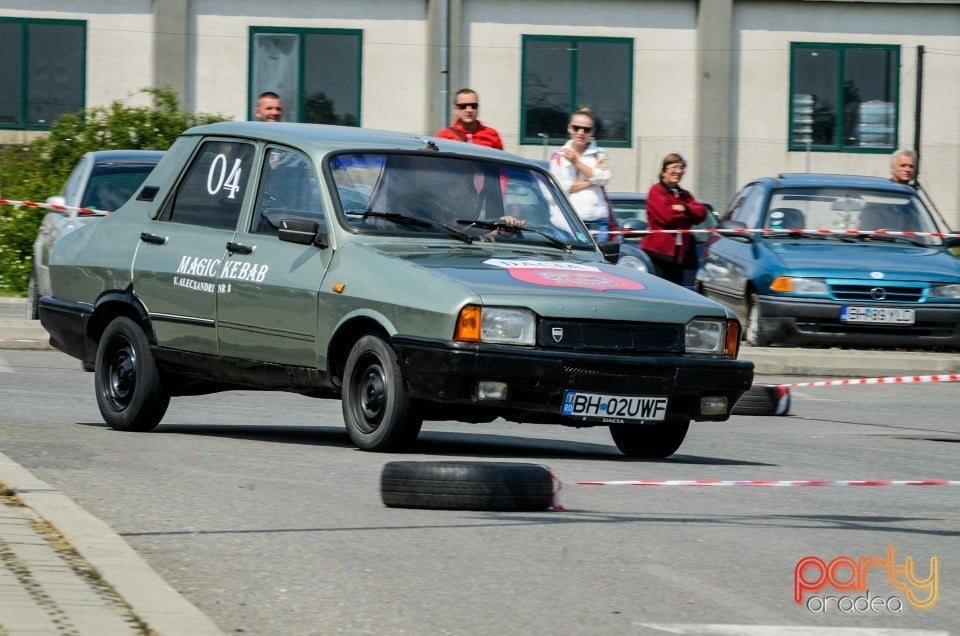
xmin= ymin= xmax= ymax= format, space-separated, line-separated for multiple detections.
xmin=0 ymin=18 xmax=86 ymax=130
xmin=248 ymin=27 xmax=362 ymax=126
xmin=789 ymin=43 xmax=900 ymax=153
xmin=520 ymin=35 xmax=633 ymax=148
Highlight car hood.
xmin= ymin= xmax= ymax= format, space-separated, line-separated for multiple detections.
xmin=762 ymin=240 xmax=960 ymax=280
xmin=363 ymin=242 xmax=731 ymax=322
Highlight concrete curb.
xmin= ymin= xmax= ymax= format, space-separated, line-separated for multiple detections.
xmin=0 ymin=450 xmax=223 ymax=636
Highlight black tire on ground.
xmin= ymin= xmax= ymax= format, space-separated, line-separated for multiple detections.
xmin=27 ymin=270 xmax=39 ymax=320
xmin=745 ymin=293 xmax=770 ymax=347
xmin=94 ymin=316 xmax=170 ymax=431
xmin=732 ymin=384 xmax=791 ymax=416
xmin=342 ymin=334 xmax=423 ymax=452
xmin=381 ymin=461 xmax=556 ymax=511
xmin=609 ymin=419 xmax=690 ymax=458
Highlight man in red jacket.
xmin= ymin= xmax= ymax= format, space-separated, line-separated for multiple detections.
xmin=435 ymin=89 xmax=503 ymax=150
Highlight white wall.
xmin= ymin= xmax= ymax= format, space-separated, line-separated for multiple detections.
xmin=0 ymin=0 xmax=155 ymax=145
xmin=190 ymin=0 xmax=430 ymax=132
xmin=463 ymin=0 xmax=702 ymax=195
xmin=734 ymin=0 xmax=960 ymax=225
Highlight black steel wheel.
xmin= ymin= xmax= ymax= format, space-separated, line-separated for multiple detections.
xmin=94 ymin=316 xmax=169 ymax=431
xmin=609 ymin=419 xmax=690 ymax=458
xmin=342 ymin=334 xmax=422 ymax=451
xmin=381 ymin=461 xmax=556 ymax=511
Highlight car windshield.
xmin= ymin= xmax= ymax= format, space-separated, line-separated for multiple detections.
xmin=329 ymin=153 xmax=593 ymax=248
xmin=80 ymin=163 xmax=158 ymax=211
xmin=763 ymin=187 xmax=943 ymax=246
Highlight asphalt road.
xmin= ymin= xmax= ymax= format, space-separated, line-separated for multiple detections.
xmin=1 ymin=349 xmax=957 ymax=635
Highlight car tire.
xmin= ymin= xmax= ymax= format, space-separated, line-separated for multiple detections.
xmin=342 ymin=334 xmax=423 ymax=452
xmin=380 ymin=461 xmax=555 ymax=511
xmin=732 ymin=384 xmax=790 ymax=416
xmin=609 ymin=419 xmax=690 ymax=458
xmin=94 ymin=316 xmax=169 ymax=432
xmin=27 ymin=270 xmax=39 ymax=320
xmin=745 ymin=293 xmax=770 ymax=347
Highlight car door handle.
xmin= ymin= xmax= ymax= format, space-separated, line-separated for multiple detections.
xmin=139 ymin=232 xmax=167 ymax=245
xmin=226 ymin=241 xmax=254 ymax=255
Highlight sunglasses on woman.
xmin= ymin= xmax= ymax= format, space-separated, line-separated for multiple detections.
xmin=570 ymin=125 xmax=593 ymax=133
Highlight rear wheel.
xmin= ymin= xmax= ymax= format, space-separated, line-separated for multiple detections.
xmin=745 ymin=293 xmax=770 ymax=347
xmin=95 ymin=316 xmax=169 ymax=431
xmin=342 ymin=334 xmax=422 ymax=451
xmin=609 ymin=419 xmax=690 ymax=458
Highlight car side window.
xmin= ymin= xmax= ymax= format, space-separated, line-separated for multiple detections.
xmin=727 ymin=184 xmax=764 ymax=227
xmin=252 ymin=148 xmax=325 ymax=236
xmin=162 ymin=140 xmax=255 ymax=230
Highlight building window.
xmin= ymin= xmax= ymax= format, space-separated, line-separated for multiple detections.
xmin=0 ymin=18 xmax=85 ymax=130
xmin=520 ymin=35 xmax=633 ymax=147
xmin=789 ymin=43 xmax=899 ymax=152
xmin=249 ymin=28 xmax=362 ymax=126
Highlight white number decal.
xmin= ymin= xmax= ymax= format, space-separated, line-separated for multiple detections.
xmin=206 ymin=153 xmax=243 ymax=199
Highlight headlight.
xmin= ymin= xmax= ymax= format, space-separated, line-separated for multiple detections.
xmin=616 ymin=255 xmax=650 ymax=273
xmin=928 ymin=284 xmax=960 ymax=299
xmin=455 ymin=305 xmax=536 ymax=345
xmin=686 ymin=318 xmax=740 ymax=357
xmin=770 ymin=276 xmax=828 ymax=294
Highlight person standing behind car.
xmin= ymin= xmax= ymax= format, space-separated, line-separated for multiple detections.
xmin=254 ymin=91 xmax=284 ymax=122
xmin=641 ymin=153 xmax=707 ymax=285
xmin=435 ymin=88 xmax=503 ymax=150
xmin=889 ymin=149 xmax=917 ymax=187
xmin=550 ymin=107 xmax=611 ymax=240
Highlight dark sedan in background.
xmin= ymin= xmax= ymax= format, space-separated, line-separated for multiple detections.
xmin=29 ymin=149 xmax=164 ymax=319
xmin=696 ymin=173 xmax=960 ymax=348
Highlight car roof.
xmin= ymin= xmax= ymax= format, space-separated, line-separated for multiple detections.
xmin=760 ymin=172 xmax=913 ymax=193
xmin=183 ymin=121 xmax=537 ymax=166
xmin=85 ymin=149 xmax=166 ymax=164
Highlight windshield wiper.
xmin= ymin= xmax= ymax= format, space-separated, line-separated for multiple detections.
xmin=457 ymin=219 xmax=572 ymax=251
xmin=347 ymin=210 xmax=473 ymax=243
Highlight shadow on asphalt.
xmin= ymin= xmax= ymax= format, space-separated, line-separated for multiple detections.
xmin=74 ymin=420 xmax=775 ymax=465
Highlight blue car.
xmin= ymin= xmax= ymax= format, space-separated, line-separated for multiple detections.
xmin=696 ymin=173 xmax=960 ymax=348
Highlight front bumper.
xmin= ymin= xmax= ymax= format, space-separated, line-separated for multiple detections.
xmin=757 ymin=296 xmax=960 ymax=348
xmin=392 ymin=336 xmax=754 ymax=425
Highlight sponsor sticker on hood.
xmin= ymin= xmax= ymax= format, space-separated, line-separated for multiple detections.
xmin=484 ymin=258 xmax=644 ymax=291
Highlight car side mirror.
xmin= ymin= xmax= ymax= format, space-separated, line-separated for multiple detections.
xmin=719 ymin=220 xmax=754 ymax=243
xmin=45 ymin=195 xmax=69 ymax=214
xmin=278 ymin=218 xmax=329 ymax=248
xmin=942 ymin=235 xmax=960 ymax=250
xmin=597 ymin=240 xmax=620 ymax=263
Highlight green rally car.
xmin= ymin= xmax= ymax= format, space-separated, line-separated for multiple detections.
xmin=40 ymin=122 xmax=753 ymax=457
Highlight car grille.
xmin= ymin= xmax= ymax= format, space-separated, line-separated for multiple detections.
xmin=829 ymin=283 xmax=923 ymax=303
xmin=539 ymin=319 xmax=684 ymax=353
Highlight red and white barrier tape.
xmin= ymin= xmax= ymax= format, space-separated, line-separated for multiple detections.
xmin=0 ymin=198 xmax=110 ymax=216
xmin=576 ymin=479 xmax=959 ymax=487
xmin=778 ymin=373 xmax=959 ymax=389
xmin=1 ymin=338 xmax=49 ymax=344
xmin=600 ymin=227 xmax=960 ymax=239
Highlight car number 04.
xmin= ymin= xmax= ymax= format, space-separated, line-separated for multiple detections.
xmin=207 ymin=153 xmax=243 ymax=199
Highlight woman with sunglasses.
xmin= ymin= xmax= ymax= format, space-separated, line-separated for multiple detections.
xmin=550 ymin=107 xmax=611 ymax=240
xmin=641 ymin=152 xmax=707 ymax=285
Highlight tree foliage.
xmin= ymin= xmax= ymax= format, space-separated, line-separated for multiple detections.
xmin=0 ymin=88 xmax=228 ymax=294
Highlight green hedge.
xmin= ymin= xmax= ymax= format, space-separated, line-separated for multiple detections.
xmin=0 ymin=88 xmax=228 ymax=294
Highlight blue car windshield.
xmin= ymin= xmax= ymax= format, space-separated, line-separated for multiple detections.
xmin=764 ymin=187 xmax=943 ymax=246
xmin=328 ymin=153 xmax=593 ymax=247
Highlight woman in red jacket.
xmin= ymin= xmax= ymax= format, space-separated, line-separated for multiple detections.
xmin=641 ymin=153 xmax=707 ymax=285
